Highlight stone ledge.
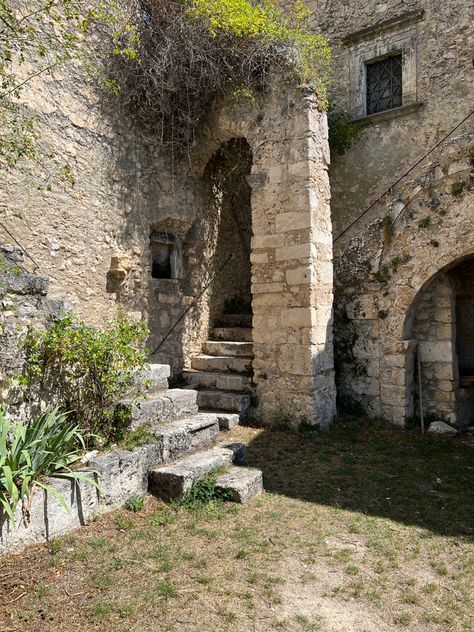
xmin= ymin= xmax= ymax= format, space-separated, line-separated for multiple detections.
xmin=353 ymin=102 xmax=425 ymax=127
xmin=0 ymin=272 xmax=49 ymax=296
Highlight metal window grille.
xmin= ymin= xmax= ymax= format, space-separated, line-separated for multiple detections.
xmin=366 ymin=55 xmax=402 ymax=115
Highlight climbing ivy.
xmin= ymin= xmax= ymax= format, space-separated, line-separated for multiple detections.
xmin=188 ymin=0 xmax=330 ymax=86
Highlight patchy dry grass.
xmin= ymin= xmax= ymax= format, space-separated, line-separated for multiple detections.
xmin=1 ymin=419 xmax=473 ymax=631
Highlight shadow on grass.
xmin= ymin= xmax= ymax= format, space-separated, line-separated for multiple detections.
xmin=244 ymin=418 xmax=474 ymax=538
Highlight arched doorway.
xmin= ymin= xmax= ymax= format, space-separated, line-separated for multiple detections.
xmin=205 ymin=138 xmax=253 ymax=329
xmin=183 ymin=91 xmax=336 ymax=425
xmin=404 ymin=256 xmax=474 ymax=429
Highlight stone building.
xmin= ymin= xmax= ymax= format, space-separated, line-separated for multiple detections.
xmin=1 ymin=1 xmax=472 ymax=429
xmin=312 ymin=0 xmax=474 ymax=429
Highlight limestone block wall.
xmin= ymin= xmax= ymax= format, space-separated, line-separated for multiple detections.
xmin=249 ymin=102 xmax=336 ymax=425
xmin=412 ymin=275 xmax=457 ymax=422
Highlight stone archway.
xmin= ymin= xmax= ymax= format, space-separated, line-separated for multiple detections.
xmin=401 ymin=255 xmax=474 ymax=429
xmin=189 ymin=78 xmax=336 ymax=426
xmin=375 ymin=243 xmax=474 ymax=426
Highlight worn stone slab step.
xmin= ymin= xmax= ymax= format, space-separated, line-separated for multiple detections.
xmin=149 ymin=443 xmax=245 ymax=501
xmin=215 ymin=466 xmax=263 ymax=504
xmin=191 ymin=354 xmax=252 ymax=374
xmin=135 ymin=363 xmax=170 ymax=394
xmin=199 ymin=410 xmax=240 ymax=430
xmin=197 ymin=390 xmax=251 ymax=414
xmin=182 ymin=370 xmax=251 ymax=392
xmin=156 ymin=413 xmax=220 ymax=462
xmin=120 ymin=389 xmax=198 ymax=429
xmin=217 ymin=314 xmax=252 ymax=329
xmin=202 ymin=340 xmax=253 ymax=358
xmin=212 ymin=327 xmax=253 ymax=343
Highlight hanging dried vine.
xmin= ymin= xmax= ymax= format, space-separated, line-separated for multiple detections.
xmin=110 ymin=0 xmax=331 ymax=154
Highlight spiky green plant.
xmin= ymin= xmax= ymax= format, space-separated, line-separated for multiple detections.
xmin=0 ymin=405 xmax=97 ymax=525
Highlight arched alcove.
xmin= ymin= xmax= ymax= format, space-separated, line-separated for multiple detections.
xmin=179 ymin=88 xmax=336 ymax=426
xmin=403 ymin=255 xmax=474 ymax=429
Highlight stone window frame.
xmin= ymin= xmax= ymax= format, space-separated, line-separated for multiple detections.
xmin=343 ymin=10 xmax=424 ymax=123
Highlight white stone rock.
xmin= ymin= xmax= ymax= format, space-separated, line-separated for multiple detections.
xmin=427 ymin=421 xmax=457 ymax=436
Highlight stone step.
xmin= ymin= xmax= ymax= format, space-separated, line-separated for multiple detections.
xmin=149 ymin=443 xmax=245 ymax=501
xmin=137 ymin=363 xmax=170 ymax=394
xmin=212 ymin=327 xmax=253 ymax=342
xmin=197 ymin=390 xmax=251 ymax=414
xmin=183 ymin=370 xmax=251 ymax=392
xmin=202 ymin=340 xmax=253 ymax=358
xmin=200 ymin=410 xmax=240 ymax=430
xmin=215 ymin=466 xmax=263 ymax=504
xmin=217 ymin=314 xmax=252 ymax=328
xmin=156 ymin=413 xmax=220 ymax=462
xmin=191 ymin=355 xmax=252 ymax=374
xmin=119 ymin=389 xmax=198 ymax=429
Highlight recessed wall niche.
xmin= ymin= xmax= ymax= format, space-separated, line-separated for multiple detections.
xmin=150 ymin=230 xmax=185 ymax=280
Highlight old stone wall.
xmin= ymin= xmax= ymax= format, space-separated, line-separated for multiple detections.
xmin=189 ymin=78 xmax=336 ymax=425
xmin=284 ymin=0 xmax=474 ymax=426
xmin=1 ymin=31 xmax=337 ymax=423
xmin=333 ymin=132 xmax=473 ymax=425
xmin=0 ymin=52 xmax=223 ymax=375
xmin=412 ymin=274 xmax=457 ymax=422
xmin=308 ymin=0 xmax=473 ymax=242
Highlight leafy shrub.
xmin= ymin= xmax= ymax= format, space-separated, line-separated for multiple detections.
xmin=328 ymin=110 xmax=364 ymax=156
xmin=19 ymin=310 xmax=149 ymax=445
xmin=0 ymin=405 xmax=96 ymax=525
xmin=188 ymin=0 xmax=330 ymax=84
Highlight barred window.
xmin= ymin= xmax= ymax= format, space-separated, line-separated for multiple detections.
xmin=366 ymin=55 xmax=402 ymax=115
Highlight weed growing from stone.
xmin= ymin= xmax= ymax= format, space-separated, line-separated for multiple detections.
xmin=124 ymin=495 xmax=145 ymax=513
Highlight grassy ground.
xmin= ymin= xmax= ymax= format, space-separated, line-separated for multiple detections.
xmin=1 ymin=418 xmax=473 ymax=632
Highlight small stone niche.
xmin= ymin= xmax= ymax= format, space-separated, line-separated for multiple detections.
xmin=150 ymin=231 xmax=185 ymax=280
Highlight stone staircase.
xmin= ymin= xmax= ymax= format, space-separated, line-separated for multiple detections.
xmin=121 ymin=359 xmax=262 ymax=504
xmin=183 ymin=314 xmax=254 ymax=419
